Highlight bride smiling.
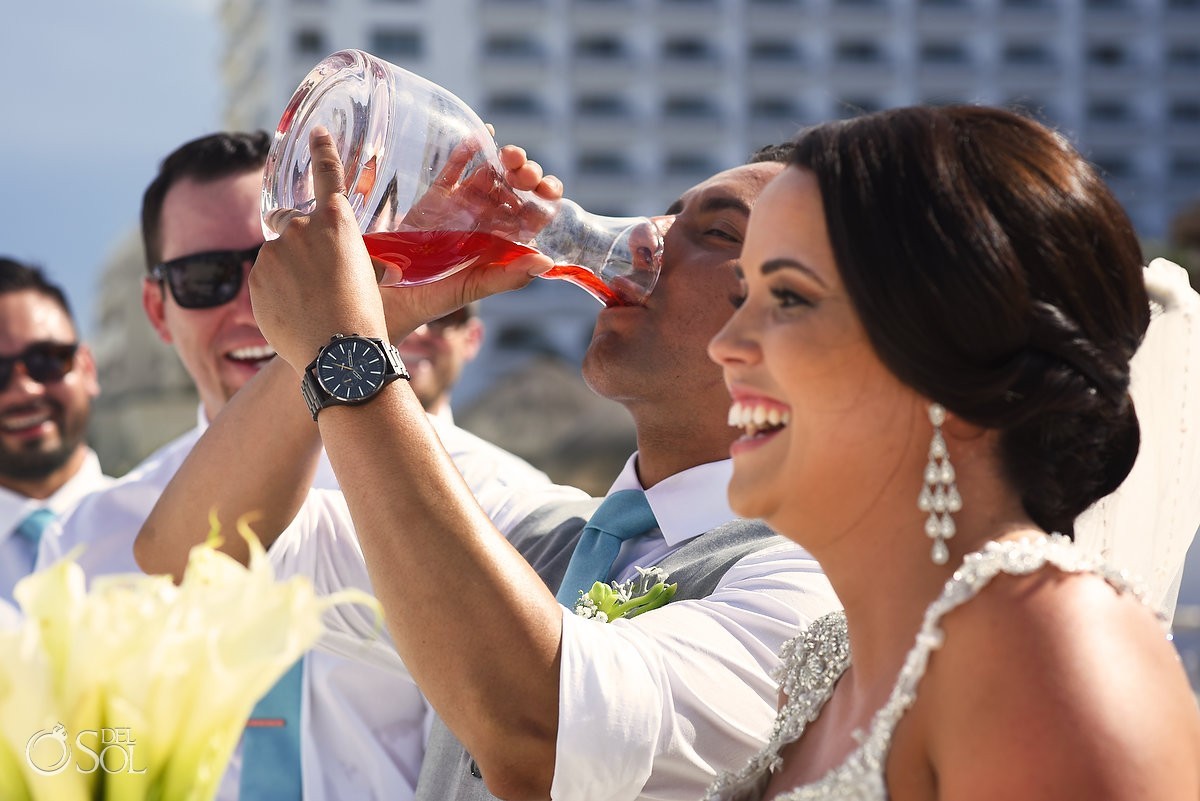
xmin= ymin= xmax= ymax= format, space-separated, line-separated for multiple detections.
xmin=705 ymin=104 xmax=1200 ymax=800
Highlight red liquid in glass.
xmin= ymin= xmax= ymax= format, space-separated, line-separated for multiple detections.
xmin=542 ymin=265 xmax=621 ymax=307
xmin=363 ymin=230 xmax=623 ymax=306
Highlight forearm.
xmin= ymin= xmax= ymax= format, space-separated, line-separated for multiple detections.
xmin=318 ymin=378 xmax=564 ymax=799
xmin=134 ymin=357 xmax=322 ymax=580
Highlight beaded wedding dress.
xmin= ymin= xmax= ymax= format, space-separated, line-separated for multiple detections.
xmin=702 ymin=536 xmax=1159 ymax=801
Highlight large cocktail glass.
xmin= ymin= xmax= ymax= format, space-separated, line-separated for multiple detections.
xmin=262 ymin=49 xmax=663 ymax=306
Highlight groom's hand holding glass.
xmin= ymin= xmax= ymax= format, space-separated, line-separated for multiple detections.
xmin=256 ymin=126 xmax=558 ymax=357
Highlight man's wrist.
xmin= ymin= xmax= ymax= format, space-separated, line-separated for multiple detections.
xmin=301 ymin=334 xmax=409 ymax=420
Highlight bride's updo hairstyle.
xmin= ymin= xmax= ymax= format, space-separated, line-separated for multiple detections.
xmin=790 ymin=105 xmax=1150 ymax=538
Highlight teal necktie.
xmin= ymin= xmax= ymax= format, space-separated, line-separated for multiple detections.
xmin=240 ymin=658 xmax=304 ymax=800
xmin=555 ymin=490 xmax=658 ymax=606
xmin=14 ymin=508 xmax=55 ymax=572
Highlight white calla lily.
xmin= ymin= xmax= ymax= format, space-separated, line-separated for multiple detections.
xmin=0 ymin=515 xmax=381 ymax=800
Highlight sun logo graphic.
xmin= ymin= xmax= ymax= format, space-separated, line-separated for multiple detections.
xmin=25 ymin=723 xmax=71 ymax=776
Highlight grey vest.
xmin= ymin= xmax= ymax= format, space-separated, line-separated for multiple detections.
xmin=414 ymin=498 xmax=784 ymax=801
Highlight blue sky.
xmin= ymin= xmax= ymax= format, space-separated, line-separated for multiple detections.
xmin=0 ymin=0 xmax=222 ymax=337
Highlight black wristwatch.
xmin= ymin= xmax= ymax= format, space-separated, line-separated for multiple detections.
xmin=301 ymin=334 xmax=409 ymax=420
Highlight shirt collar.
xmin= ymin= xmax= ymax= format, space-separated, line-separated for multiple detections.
xmin=0 ymin=448 xmax=110 ymax=537
xmin=432 ymin=404 xmax=454 ymax=425
xmin=606 ymin=454 xmax=737 ymax=548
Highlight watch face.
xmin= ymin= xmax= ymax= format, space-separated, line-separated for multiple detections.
xmin=316 ymin=337 xmax=391 ymax=402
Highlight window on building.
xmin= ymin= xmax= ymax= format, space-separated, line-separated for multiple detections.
xmin=920 ymin=0 xmax=969 ymax=7
xmin=485 ymin=34 xmax=543 ymax=60
xmin=664 ymin=153 xmax=718 ymax=175
xmin=835 ymin=97 xmax=884 ymax=117
xmin=1004 ymin=97 xmax=1055 ymax=123
xmin=1090 ymin=155 xmax=1135 ymax=179
xmin=835 ymin=40 xmax=886 ymax=64
xmin=1087 ymin=42 xmax=1129 ymax=67
xmin=663 ymin=95 xmax=719 ymax=118
xmin=1086 ymin=0 xmax=1129 ymax=8
xmin=371 ymin=29 xmax=423 ymax=59
xmin=750 ymin=96 xmax=802 ymax=119
xmin=1167 ymin=44 xmax=1200 ymax=67
xmin=576 ymin=94 xmax=630 ymax=117
xmin=294 ymin=28 xmax=326 ymax=58
xmin=921 ymin=94 xmax=969 ymax=106
xmin=920 ymin=41 xmax=969 ymax=64
xmin=577 ymin=152 xmax=633 ymax=175
xmin=486 ymin=93 xmax=542 ymax=116
xmin=663 ymin=37 xmax=717 ymax=62
xmin=1170 ymin=154 xmax=1200 ymax=177
xmin=576 ymin=34 xmax=627 ymax=59
xmin=1087 ymin=99 xmax=1133 ymax=122
xmin=1003 ymin=42 xmax=1055 ymax=66
xmin=749 ymin=39 xmax=801 ymax=63
xmin=495 ymin=325 xmax=555 ymax=353
xmin=1169 ymin=100 xmax=1200 ymax=123
xmin=1002 ymin=0 xmax=1052 ymax=8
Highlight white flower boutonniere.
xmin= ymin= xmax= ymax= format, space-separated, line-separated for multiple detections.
xmin=573 ymin=566 xmax=677 ymax=622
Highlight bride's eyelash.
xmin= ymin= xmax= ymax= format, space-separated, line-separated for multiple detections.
xmin=771 ymin=286 xmax=813 ymax=308
xmin=729 ymin=291 xmax=746 ymax=309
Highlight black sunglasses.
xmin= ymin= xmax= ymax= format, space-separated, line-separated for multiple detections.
xmin=0 ymin=342 xmax=80 ymax=391
xmin=150 ymin=245 xmax=262 ymax=309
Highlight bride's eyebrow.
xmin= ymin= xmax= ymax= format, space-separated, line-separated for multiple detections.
xmin=761 ymin=258 xmax=827 ymax=288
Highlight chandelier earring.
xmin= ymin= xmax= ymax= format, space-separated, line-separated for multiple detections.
xmin=918 ymin=403 xmax=962 ymax=565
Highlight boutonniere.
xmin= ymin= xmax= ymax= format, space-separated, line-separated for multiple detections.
xmin=573 ymin=566 xmax=677 ymax=622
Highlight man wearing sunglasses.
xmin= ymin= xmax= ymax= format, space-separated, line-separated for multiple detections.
xmin=135 ymin=136 xmax=840 ymax=801
xmin=40 ymin=131 xmax=564 ymax=801
xmin=0 ymin=257 xmax=111 ymax=606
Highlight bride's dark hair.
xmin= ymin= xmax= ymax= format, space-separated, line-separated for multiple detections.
xmin=790 ymin=105 xmax=1150 ymax=538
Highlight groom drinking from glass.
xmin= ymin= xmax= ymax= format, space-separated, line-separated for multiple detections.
xmin=136 ymin=134 xmax=839 ymax=801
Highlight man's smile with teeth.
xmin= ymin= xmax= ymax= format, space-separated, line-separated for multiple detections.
xmin=0 ymin=405 xmax=54 ymax=433
xmin=226 ymin=345 xmax=276 ymax=364
xmin=727 ymin=399 xmax=790 ymax=438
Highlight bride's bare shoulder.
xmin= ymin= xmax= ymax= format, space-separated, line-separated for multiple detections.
xmin=917 ymin=567 xmax=1200 ymax=800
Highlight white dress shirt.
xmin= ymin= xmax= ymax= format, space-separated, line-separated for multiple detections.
xmin=268 ymin=454 xmax=841 ymax=801
xmin=38 ymin=407 xmax=554 ymax=801
xmin=0 ymin=447 xmax=111 ymax=605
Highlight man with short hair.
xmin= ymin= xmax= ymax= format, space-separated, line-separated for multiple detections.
xmin=0 ymin=257 xmax=111 ymax=605
xmin=137 ymin=138 xmax=839 ymax=801
xmin=42 ymin=130 xmax=556 ymax=800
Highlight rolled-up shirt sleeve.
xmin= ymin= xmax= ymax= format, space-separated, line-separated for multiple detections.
xmin=552 ymin=542 xmax=838 ymax=801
